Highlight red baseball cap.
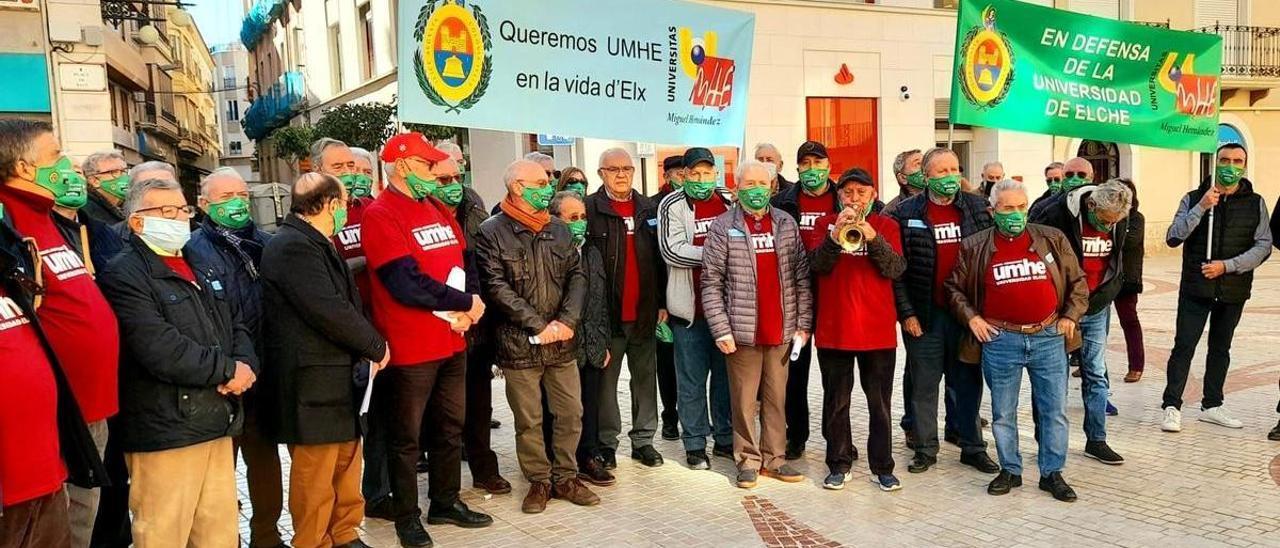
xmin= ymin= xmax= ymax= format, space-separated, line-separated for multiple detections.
xmin=381 ymin=132 xmax=450 ymax=163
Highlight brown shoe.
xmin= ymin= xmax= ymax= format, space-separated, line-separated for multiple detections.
xmin=522 ymin=482 xmax=551 ymax=514
xmin=473 ymin=475 xmax=512 ymax=495
xmin=1124 ymin=370 xmax=1142 ymax=383
xmin=552 ymin=478 xmax=601 ymax=507
xmin=578 ymin=458 xmax=617 ymax=487
xmin=760 ymin=464 xmax=805 ymax=483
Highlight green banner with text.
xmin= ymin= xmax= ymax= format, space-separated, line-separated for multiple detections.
xmin=949 ymin=0 xmax=1223 ymax=152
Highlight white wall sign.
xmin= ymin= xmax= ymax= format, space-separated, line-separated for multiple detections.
xmin=0 ymin=0 xmax=40 ymax=11
xmin=59 ymin=63 xmax=107 ymax=91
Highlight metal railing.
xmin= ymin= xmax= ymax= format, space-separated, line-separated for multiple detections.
xmin=1135 ymin=20 xmax=1170 ymax=29
xmin=1197 ymin=24 xmax=1280 ymax=78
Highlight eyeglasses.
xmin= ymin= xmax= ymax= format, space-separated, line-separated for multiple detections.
xmin=1046 ymin=177 xmax=1063 ymax=183
xmin=435 ymin=175 xmax=462 ymax=185
xmin=601 ymin=166 xmax=636 ymax=175
xmin=1064 ymin=171 xmax=1089 ymax=179
xmin=135 ymin=205 xmax=195 ymax=219
xmin=96 ymin=168 xmax=127 ymax=179
xmin=564 ymin=178 xmax=587 ymax=185
xmin=546 ymin=169 xmax=562 ymax=180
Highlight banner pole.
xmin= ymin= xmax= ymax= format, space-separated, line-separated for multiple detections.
xmin=947 ymin=121 xmax=954 ymax=148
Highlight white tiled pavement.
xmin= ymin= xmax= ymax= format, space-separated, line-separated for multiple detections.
xmin=239 ymin=256 xmax=1280 ymax=547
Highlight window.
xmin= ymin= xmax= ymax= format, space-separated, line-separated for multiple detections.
xmin=1196 ymin=0 xmax=1241 ymax=28
xmin=328 ymin=24 xmax=343 ymax=92
xmin=806 ymin=97 xmax=880 ymax=186
xmin=359 ymin=3 xmax=375 ymax=81
xmin=1077 ymin=140 xmax=1120 ymax=181
xmin=935 ymin=0 xmax=960 ymax=7
xmin=230 ymin=141 xmax=242 ymax=155
xmin=227 ymin=100 xmax=239 ymax=121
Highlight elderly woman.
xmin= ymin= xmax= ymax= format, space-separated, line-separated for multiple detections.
xmin=701 ymin=160 xmax=812 ymax=489
xmin=1111 ymin=178 xmax=1145 ymax=383
xmin=557 ymin=167 xmax=589 ymax=197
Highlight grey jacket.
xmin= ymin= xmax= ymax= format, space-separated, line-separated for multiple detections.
xmin=656 ymin=187 xmax=735 ymax=323
xmin=701 ymin=206 xmax=813 ymax=346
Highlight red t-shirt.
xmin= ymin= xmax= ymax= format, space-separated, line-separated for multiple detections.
xmin=746 ymin=212 xmax=785 ymax=346
xmin=333 ymin=197 xmax=373 ymax=303
xmin=691 ymin=196 xmax=729 ymax=318
xmin=612 ymin=198 xmax=640 ymax=323
xmin=796 ymin=191 xmax=835 ymax=250
xmin=0 ymin=284 xmax=67 ymax=507
xmin=811 ymin=213 xmax=902 ymax=351
xmin=1080 ymin=221 xmax=1113 ymax=292
xmin=927 ymin=200 xmax=964 ymax=307
xmin=161 ymin=255 xmax=196 ymax=285
xmin=361 ymin=190 xmax=467 ymax=366
xmin=0 ymin=186 xmax=118 ymax=423
xmin=982 ymin=232 xmax=1059 ymax=325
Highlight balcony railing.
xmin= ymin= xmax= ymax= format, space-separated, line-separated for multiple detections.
xmin=1135 ymin=20 xmax=1170 ymax=29
xmin=1198 ymin=24 xmax=1280 ymax=79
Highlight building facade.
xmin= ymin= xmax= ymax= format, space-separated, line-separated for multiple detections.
xmin=213 ymin=43 xmax=259 ymax=182
xmin=167 ymin=5 xmax=222 ymax=188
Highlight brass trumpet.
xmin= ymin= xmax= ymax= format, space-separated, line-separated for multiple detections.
xmin=835 ymin=205 xmax=868 ymax=252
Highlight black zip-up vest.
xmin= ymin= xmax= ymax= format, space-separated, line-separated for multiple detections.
xmin=1180 ymin=180 xmax=1262 ymax=303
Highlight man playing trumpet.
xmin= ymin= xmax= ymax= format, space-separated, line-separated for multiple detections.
xmin=807 ymin=168 xmax=907 ymax=491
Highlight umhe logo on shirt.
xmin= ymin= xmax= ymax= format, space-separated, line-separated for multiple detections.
xmin=751 ymin=232 xmax=776 ymax=253
xmin=623 ymin=216 xmax=635 ymax=234
xmin=933 ymin=222 xmax=962 ymax=245
xmin=0 ymin=296 xmax=31 ymax=332
xmin=39 ymin=245 xmax=89 ymax=281
xmin=412 ymin=223 xmax=460 ymax=251
xmin=799 ymin=212 xmax=823 ymax=232
xmin=1081 ymin=236 xmax=1112 ymax=258
xmin=337 ymin=223 xmax=362 ymax=251
xmin=992 ymin=258 xmax=1049 ymax=286
xmin=694 ymin=217 xmax=717 ymax=238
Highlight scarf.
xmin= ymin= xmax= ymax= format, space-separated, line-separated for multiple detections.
xmin=500 ymin=195 xmax=550 ymax=233
xmin=211 ymin=220 xmax=263 ymax=280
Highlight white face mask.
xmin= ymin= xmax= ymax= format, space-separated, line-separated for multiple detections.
xmin=139 ymin=216 xmax=191 ymax=253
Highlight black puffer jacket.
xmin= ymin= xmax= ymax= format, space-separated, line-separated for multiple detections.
xmin=584 ymin=189 xmax=665 ymax=335
xmin=1120 ymin=209 xmax=1145 ymax=295
xmin=475 ymin=214 xmax=586 ymax=369
xmin=578 ymin=245 xmax=610 ymax=368
xmin=887 ymin=192 xmax=992 ymax=327
xmin=98 ymin=234 xmax=257 ymax=453
xmin=1030 ymin=185 xmax=1129 ymax=315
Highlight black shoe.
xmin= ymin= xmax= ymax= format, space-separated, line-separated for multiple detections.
xmin=981 ymin=417 xmax=990 ymax=428
xmin=600 ymin=450 xmax=617 ymax=470
xmin=907 ymin=454 xmax=937 ymax=473
xmin=986 ymin=470 xmax=1023 ymax=496
xmin=661 ymin=422 xmax=680 ymax=441
xmin=395 ymin=517 xmax=433 ymax=548
xmin=851 ymin=445 xmax=859 ymax=461
xmin=1269 ymin=419 xmax=1280 ymax=441
xmin=686 ymin=451 xmax=710 ymax=470
xmin=1083 ymin=441 xmax=1125 ymax=465
xmin=336 ymin=539 xmax=372 ymax=548
xmin=578 ymin=458 xmax=616 ymax=487
xmin=712 ymin=444 xmax=734 ymax=459
xmin=960 ymin=452 xmax=1000 ymax=474
xmin=426 ymin=501 xmax=493 ymax=529
xmin=416 ymin=454 xmax=429 ymax=474
xmin=943 ymin=429 xmax=960 ymax=446
xmin=784 ymin=441 xmax=804 ymax=460
xmin=631 ymin=445 xmax=664 ymax=467
xmin=490 ymin=419 xmax=501 ymax=429
xmin=1038 ymin=472 xmax=1078 ymax=502
xmin=903 ymin=429 xmax=917 ymax=450
xmin=364 ymin=497 xmax=396 ymax=521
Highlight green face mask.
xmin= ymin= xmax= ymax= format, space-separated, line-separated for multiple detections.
xmin=433 ymin=182 xmax=465 ymax=207
xmin=332 ymin=205 xmax=348 ymax=235
xmin=927 ymin=174 xmax=961 ymax=197
xmin=405 ymin=173 xmax=438 ymax=200
xmin=567 ymin=219 xmax=587 ymax=246
xmin=739 ymin=186 xmax=771 ymax=212
xmin=1216 ymin=164 xmax=1244 ymax=187
xmin=1047 ymin=178 xmax=1063 ymax=194
xmin=798 ymin=167 xmax=830 ymax=192
xmin=340 ymin=174 xmax=373 ymax=198
xmin=1061 ymin=176 xmax=1089 ymax=192
xmin=522 ymin=183 xmax=555 ymax=211
xmin=99 ymin=174 xmax=130 ymax=200
xmin=669 ymin=178 xmax=685 ymax=190
xmin=563 ymin=182 xmax=587 ymax=198
xmin=34 ymin=157 xmax=88 ymax=208
xmin=684 ymin=180 xmax=716 ymax=201
xmin=993 ymin=210 xmax=1027 ymax=236
xmin=1086 ymin=208 xmax=1113 ymax=233
xmin=906 ymin=170 xmax=926 ymax=190
xmin=207 ymin=196 xmax=252 ymax=229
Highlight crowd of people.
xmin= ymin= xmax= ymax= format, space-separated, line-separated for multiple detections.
xmin=2 ymin=117 xmax=1280 ymax=548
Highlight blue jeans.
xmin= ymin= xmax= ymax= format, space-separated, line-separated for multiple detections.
xmin=671 ymin=318 xmax=733 ymax=452
xmin=982 ymin=327 xmax=1069 ymax=476
xmin=1079 ymin=308 xmax=1111 ymax=442
xmin=903 ymin=308 xmax=986 ymax=457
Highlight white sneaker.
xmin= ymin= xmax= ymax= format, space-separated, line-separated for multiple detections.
xmin=1199 ymin=406 xmax=1244 ymax=429
xmin=1161 ymin=407 xmax=1182 ymax=432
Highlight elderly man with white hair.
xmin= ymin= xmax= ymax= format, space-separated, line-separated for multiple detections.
xmin=978 ymin=161 xmax=1005 ymax=198
xmin=185 ymin=165 xmax=283 ymax=548
xmin=754 ymin=142 xmax=793 ymax=194
xmin=1031 ymin=178 xmax=1134 ymax=466
xmin=701 ymin=159 xmax=812 ymax=489
xmin=945 ymin=178 xmax=1087 ymax=502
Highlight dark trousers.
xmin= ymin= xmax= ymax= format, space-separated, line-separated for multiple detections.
xmin=1163 ymin=294 xmax=1245 ymax=410
xmin=462 ymin=345 xmax=500 ymax=481
xmin=90 ymin=419 xmax=131 ymax=548
xmin=818 ymin=348 xmax=896 ymax=476
xmin=785 ymin=342 xmax=812 ymax=448
xmin=1 ymin=490 xmax=70 ymax=548
xmin=904 ymin=308 xmax=986 ymax=458
xmin=899 ymin=354 xmax=958 ymax=433
xmin=361 ymin=396 xmax=391 ymax=505
xmin=378 ymin=353 xmax=466 ymax=519
xmin=1114 ymin=291 xmax=1146 ymax=372
xmin=235 ymin=404 xmax=284 ymax=547
xmin=600 ymin=323 xmax=659 ymax=450
xmin=657 ymin=340 xmax=679 ymax=428
xmin=543 ymin=365 xmax=604 ymax=466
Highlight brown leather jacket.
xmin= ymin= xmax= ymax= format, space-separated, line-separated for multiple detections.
xmin=945 ymin=224 xmax=1089 ymax=364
